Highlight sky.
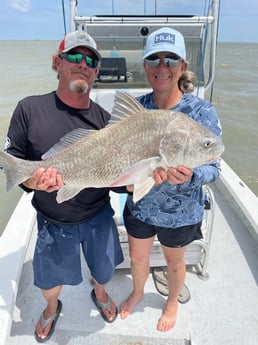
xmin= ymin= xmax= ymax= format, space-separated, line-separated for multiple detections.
xmin=0 ymin=0 xmax=257 ymax=42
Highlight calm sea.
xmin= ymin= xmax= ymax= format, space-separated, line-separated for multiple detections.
xmin=0 ymin=41 xmax=258 ymax=234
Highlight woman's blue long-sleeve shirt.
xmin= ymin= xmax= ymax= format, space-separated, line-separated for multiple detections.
xmin=126 ymin=92 xmax=222 ymax=228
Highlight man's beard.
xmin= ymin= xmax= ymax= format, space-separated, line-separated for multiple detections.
xmin=69 ymin=79 xmax=89 ymax=94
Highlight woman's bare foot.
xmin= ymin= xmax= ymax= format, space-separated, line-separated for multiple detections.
xmin=120 ymin=292 xmax=144 ymax=319
xmin=157 ymin=301 xmax=178 ymax=332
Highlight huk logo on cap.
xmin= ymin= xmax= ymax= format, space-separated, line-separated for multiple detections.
xmin=154 ymin=32 xmax=175 ymax=45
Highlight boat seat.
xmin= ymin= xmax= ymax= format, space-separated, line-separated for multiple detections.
xmin=91 ymin=89 xmax=152 ymax=113
xmin=96 ymin=57 xmax=127 ymax=83
xmin=111 ymin=185 xmax=215 ymax=280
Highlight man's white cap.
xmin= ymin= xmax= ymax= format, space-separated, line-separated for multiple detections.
xmin=58 ymin=30 xmax=101 ymax=60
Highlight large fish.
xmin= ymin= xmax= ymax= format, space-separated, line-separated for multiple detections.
xmin=0 ymin=92 xmax=224 ymax=203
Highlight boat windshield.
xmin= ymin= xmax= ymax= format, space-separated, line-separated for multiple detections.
xmin=71 ymin=1 xmax=219 ymax=93
xmin=83 ymin=16 xmax=210 ymax=90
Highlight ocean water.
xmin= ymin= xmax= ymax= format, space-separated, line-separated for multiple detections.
xmin=0 ymin=41 xmax=258 ymax=234
xmin=212 ymin=43 xmax=258 ymax=193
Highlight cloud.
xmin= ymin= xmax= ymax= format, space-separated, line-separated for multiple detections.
xmin=9 ymin=0 xmax=30 ymax=13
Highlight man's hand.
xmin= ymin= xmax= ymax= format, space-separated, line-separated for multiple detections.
xmin=22 ymin=168 xmax=64 ymax=192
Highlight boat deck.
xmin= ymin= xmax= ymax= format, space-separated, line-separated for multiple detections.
xmin=4 ymin=172 xmax=258 ymax=345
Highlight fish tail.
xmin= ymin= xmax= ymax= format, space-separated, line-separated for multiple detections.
xmin=0 ymin=151 xmax=28 ymax=191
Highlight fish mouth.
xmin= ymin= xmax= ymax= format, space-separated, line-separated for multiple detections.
xmin=207 ymin=145 xmax=225 ymax=163
xmin=207 ymin=153 xmax=223 ymax=162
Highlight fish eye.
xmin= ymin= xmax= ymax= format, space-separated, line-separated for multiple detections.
xmin=204 ymin=138 xmax=214 ymax=147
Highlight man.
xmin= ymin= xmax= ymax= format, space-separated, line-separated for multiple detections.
xmin=5 ymin=30 xmax=124 ymax=342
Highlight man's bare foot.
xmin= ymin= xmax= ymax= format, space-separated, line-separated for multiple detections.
xmin=119 ymin=292 xmax=144 ymax=319
xmin=157 ymin=301 xmax=178 ymax=332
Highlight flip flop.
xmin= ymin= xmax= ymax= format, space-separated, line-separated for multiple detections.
xmin=34 ymin=299 xmax=62 ymax=343
xmin=152 ymin=267 xmax=191 ymax=304
xmin=91 ymin=289 xmax=118 ymax=323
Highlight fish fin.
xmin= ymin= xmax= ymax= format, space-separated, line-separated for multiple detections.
xmin=110 ymin=157 xmax=161 ymax=187
xmin=56 ymin=185 xmax=83 ymax=203
xmin=109 ymin=91 xmax=145 ymax=124
xmin=42 ymin=128 xmax=95 ymax=160
xmin=133 ymin=176 xmax=156 ymax=203
xmin=0 ymin=151 xmax=29 ymax=190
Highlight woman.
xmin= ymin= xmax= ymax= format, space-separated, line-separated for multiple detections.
xmin=120 ymin=27 xmax=222 ymax=332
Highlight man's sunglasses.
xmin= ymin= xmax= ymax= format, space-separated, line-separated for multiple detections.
xmin=59 ymin=52 xmax=99 ymax=68
xmin=145 ymin=54 xmax=181 ymax=68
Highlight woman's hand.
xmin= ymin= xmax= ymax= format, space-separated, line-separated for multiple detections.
xmin=154 ymin=165 xmax=193 ymax=185
xmin=22 ymin=168 xmax=64 ymax=192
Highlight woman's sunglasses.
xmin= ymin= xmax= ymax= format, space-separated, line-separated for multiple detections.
xmin=59 ymin=52 xmax=99 ymax=68
xmin=145 ymin=54 xmax=181 ymax=68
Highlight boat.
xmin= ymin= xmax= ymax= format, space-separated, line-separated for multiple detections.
xmin=1 ymin=0 xmax=258 ymax=344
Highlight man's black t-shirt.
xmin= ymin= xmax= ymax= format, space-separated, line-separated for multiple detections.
xmin=6 ymin=91 xmax=112 ymax=224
